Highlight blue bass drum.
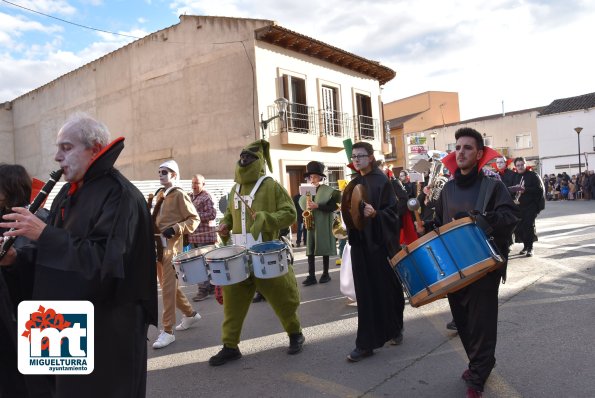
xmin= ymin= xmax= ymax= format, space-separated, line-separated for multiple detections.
xmin=389 ymin=217 xmax=503 ymax=308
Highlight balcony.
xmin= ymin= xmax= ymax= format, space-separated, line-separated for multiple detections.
xmin=354 ymin=115 xmax=380 ymax=150
xmin=264 ymin=101 xmax=380 ymax=150
xmin=318 ymin=111 xmax=353 ymax=149
xmin=265 ymin=102 xmax=318 ymax=146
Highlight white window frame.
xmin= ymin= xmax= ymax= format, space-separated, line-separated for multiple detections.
xmin=515 ymin=133 xmax=532 ymax=149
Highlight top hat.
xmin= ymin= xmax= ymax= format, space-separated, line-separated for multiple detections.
xmin=304 ymin=161 xmax=326 ymax=178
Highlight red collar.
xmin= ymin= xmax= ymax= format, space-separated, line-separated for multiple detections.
xmin=442 ymin=146 xmax=502 ymax=174
xmin=67 ymin=137 xmax=125 ymax=196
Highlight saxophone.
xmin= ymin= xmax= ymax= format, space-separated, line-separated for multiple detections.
xmin=303 ymin=191 xmax=314 ymax=230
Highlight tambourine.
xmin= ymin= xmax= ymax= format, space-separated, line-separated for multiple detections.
xmin=341 ymin=181 xmax=368 ymax=231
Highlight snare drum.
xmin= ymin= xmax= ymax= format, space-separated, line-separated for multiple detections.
xmin=248 ymin=240 xmax=289 ymax=279
xmin=172 ymin=245 xmax=215 ymax=285
xmin=389 ymin=217 xmax=503 ymax=308
xmin=204 ymin=245 xmax=250 ymax=286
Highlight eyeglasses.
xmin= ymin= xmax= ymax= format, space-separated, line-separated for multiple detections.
xmin=350 ymin=154 xmax=369 ymax=160
xmin=158 ymin=170 xmax=169 ymax=176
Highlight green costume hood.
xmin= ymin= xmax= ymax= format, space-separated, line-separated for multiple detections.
xmin=234 ymin=139 xmax=272 ymax=184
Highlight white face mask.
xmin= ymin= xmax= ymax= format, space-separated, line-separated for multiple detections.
xmin=159 ymin=168 xmax=175 ymax=186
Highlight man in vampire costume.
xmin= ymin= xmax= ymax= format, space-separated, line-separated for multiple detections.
xmin=433 ymin=127 xmax=519 ymax=397
xmin=209 ymin=139 xmax=304 ymax=366
xmin=511 ymin=157 xmax=544 ymax=257
xmin=344 ymin=141 xmax=405 ymax=362
xmin=0 ymin=114 xmax=157 ymax=398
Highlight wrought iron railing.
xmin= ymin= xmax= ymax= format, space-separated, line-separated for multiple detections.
xmin=356 ymin=115 xmax=377 ymax=141
xmin=266 ymin=102 xmax=317 ymax=135
xmin=318 ymin=110 xmax=353 ymax=139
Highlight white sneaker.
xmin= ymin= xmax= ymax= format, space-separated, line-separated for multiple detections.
xmin=152 ymin=331 xmax=175 ymax=349
xmin=175 ymin=312 xmax=202 ymax=331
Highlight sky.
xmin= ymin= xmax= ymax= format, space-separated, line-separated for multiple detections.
xmin=1 ymin=0 xmax=594 ymax=121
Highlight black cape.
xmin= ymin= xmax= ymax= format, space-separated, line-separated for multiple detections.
xmin=347 ymin=167 xmax=404 ymax=350
xmin=23 ymin=139 xmax=157 ymax=398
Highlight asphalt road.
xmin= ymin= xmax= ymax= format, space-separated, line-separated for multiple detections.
xmin=146 ymin=199 xmax=595 ymax=398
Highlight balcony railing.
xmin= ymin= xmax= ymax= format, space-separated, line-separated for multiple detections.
xmin=266 ymin=102 xmax=317 ymax=136
xmin=265 ymin=101 xmax=378 ymax=143
xmin=355 ymin=115 xmax=377 ymax=141
xmin=318 ymin=110 xmax=353 ymax=139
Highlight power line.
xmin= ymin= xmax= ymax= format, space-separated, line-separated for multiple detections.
xmin=1 ymin=0 xmax=142 ymax=39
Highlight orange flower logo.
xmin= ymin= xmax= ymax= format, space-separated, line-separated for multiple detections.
xmin=22 ymin=305 xmax=72 ymax=350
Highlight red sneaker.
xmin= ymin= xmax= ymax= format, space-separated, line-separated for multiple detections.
xmin=466 ymin=387 xmax=483 ymax=398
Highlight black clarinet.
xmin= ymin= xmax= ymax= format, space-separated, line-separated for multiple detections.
xmin=0 ymin=168 xmax=64 ymax=261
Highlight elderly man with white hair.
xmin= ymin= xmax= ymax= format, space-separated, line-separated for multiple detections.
xmin=0 ymin=113 xmax=158 ymax=397
xmin=152 ymin=159 xmax=200 ymax=349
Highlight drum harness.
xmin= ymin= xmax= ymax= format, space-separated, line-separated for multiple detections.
xmin=397 ymin=177 xmax=503 ymax=296
xmin=232 ymin=175 xmax=269 ymax=247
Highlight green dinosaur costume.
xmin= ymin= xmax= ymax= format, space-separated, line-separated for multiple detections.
xmin=219 ymin=139 xmax=301 ymax=349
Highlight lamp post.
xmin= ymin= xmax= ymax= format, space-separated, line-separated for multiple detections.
xmin=575 ymin=127 xmax=583 ymax=176
xmin=260 ymin=97 xmax=289 ymax=139
xmin=430 ymin=132 xmax=437 ymax=150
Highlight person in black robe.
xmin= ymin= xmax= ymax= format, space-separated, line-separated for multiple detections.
xmin=344 ymin=142 xmax=404 ymax=362
xmin=0 ymin=114 xmax=157 ymax=398
xmin=511 ymin=157 xmax=544 ymax=257
xmin=432 ymin=128 xmax=519 ymax=397
xmin=0 ymin=164 xmax=53 ymax=398
xmin=494 ymin=157 xmax=516 ymax=197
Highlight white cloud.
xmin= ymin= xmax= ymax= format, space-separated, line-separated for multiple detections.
xmin=5 ymin=0 xmax=76 ymax=15
xmin=1 ymin=0 xmax=595 ymax=119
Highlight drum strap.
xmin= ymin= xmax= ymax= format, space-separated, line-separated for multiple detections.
xmin=233 ymin=176 xmax=269 ymax=243
xmin=474 ymin=177 xmax=497 ymax=214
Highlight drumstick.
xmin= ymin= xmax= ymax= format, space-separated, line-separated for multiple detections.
xmin=234 ymin=191 xmax=256 ymax=217
xmin=407 ymin=198 xmax=424 ymax=227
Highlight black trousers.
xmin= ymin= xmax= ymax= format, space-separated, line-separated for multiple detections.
xmin=448 ymin=270 xmax=501 ymax=392
xmin=515 ymin=208 xmax=538 ymax=250
xmin=52 ymin=302 xmax=149 ymax=398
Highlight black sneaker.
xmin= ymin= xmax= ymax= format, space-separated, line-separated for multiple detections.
xmin=209 ymin=345 xmax=242 ymax=366
xmin=319 ymin=274 xmax=331 ymax=284
xmin=252 ymin=292 xmax=266 ymax=303
xmin=526 ymin=250 xmax=533 ymax=257
xmin=287 ymin=333 xmax=305 ymax=355
xmin=347 ymin=347 xmax=374 ymax=362
xmin=302 ymin=276 xmax=317 ymax=286
xmin=446 ymin=320 xmax=457 ymax=331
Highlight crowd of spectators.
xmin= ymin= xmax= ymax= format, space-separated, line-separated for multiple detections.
xmin=543 ymin=171 xmax=595 ymax=201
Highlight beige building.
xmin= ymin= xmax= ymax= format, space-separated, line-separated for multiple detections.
xmin=404 ymin=107 xmax=544 ymax=171
xmin=383 ymin=91 xmax=460 ymax=169
xmin=0 ymin=16 xmax=395 ymax=196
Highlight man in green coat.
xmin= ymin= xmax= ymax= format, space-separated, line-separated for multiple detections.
xmin=299 ymin=161 xmax=341 ymax=286
xmin=209 ymin=139 xmax=304 ymax=366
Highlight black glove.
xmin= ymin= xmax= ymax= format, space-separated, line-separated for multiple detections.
xmin=162 ymin=227 xmax=175 ymax=239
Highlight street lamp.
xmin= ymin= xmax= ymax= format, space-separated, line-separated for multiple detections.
xmin=430 ymin=132 xmax=437 ymax=150
xmin=575 ymin=127 xmax=583 ymax=176
xmin=260 ymin=97 xmax=289 ymax=138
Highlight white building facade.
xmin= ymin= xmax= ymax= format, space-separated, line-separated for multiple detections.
xmin=537 ymin=93 xmax=595 ymax=176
